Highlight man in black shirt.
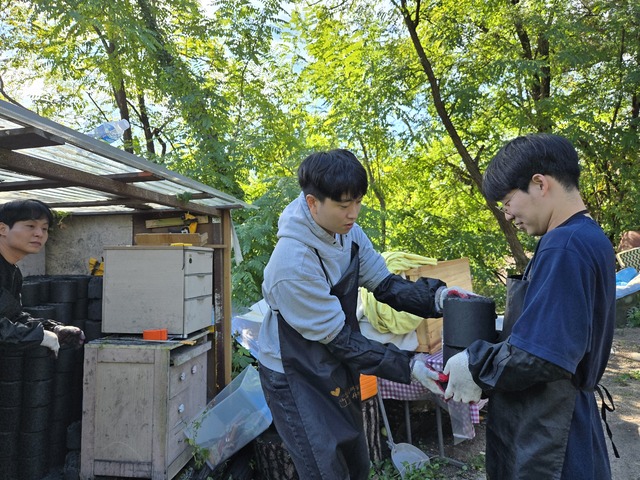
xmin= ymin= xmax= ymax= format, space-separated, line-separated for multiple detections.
xmin=0 ymin=199 xmax=84 ymax=355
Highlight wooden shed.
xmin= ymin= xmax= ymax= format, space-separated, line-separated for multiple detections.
xmin=0 ymin=99 xmax=248 ymax=395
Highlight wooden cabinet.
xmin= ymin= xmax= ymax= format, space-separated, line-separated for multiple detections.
xmin=80 ymin=332 xmax=211 ymax=480
xmin=102 ymin=246 xmax=214 ymax=337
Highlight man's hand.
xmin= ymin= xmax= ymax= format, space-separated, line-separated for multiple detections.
xmin=40 ymin=330 xmax=60 ymax=358
xmin=411 ymin=358 xmax=446 ymax=396
xmin=435 ymin=286 xmax=477 ymax=313
xmin=54 ymin=325 xmax=86 ymax=347
xmin=443 ymin=351 xmax=482 ymax=403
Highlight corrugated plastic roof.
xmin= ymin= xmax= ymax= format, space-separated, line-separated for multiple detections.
xmin=0 ymin=100 xmax=250 ymax=216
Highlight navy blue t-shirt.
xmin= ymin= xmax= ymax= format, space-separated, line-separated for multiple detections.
xmin=510 ymin=213 xmax=616 ymax=478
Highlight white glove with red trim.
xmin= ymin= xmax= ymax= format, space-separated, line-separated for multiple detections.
xmin=40 ymin=330 xmax=60 ymax=358
xmin=443 ymin=351 xmax=482 ymax=403
xmin=435 ymin=286 xmax=477 ymax=313
xmin=411 ymin=358 xmax=447 ymax=396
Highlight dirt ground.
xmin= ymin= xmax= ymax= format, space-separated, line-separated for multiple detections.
xmin=394 ymin=326 xmax=640 ymax=480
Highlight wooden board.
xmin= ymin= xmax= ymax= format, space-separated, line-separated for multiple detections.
xmin=135 ymin=232 xmax=208 ymax=246
xmin=405 ymin=258 xmax=473 ymax=353
xmin=405 ymin=257 xmax=473 ymax=291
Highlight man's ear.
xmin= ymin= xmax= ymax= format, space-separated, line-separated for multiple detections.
xmin=0 ymin=222 xmax=8 ymax=236
xmin=305 ymin=194 xmax=318 ymax=213
xmin=531 ymin=173 xmax=549 ymax=192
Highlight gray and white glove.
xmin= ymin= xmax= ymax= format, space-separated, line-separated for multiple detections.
xmin=411 ymin=357 xmax=446 ymax=396
xmin=435 ymin=286 xmax=477 ymax=313
xmin=40 ymin=330 xmax=60 ymax=358
xmin=443 ymin=351 xmax=482 ymax=403
xmin=54 ymin=325 xmax=86 ymax=347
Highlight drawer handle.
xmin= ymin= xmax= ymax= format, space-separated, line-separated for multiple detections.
xmin=191 ymin=365 xmax=198 ymax=374
xmin=178 ymin=404 xmax=185 ymax=414
xmin=179 ymin=372 xmax=186 ymax=381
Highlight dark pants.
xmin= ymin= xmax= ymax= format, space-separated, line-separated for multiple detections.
xmin=259 ymin=364 xmax=367 ymax=480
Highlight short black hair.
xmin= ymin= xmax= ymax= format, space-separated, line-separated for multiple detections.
xmin=298 ymin=149 xmax=368 ymax=202
xmin=0 ymin=199 xmax=54 ymax=228
xmin=482 ymin=133 xmax=581 ymax=202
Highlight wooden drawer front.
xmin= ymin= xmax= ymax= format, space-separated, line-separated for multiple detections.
xmin=169 ymin=351 xmax=207 ymax=398
xmin=183 ymin=296 xmax=212 ymax=332
xmin=184 ymin=274 xmax=212 ymax=299
xmin=167 ymin=372 xmax=207 ymax=436
xmin=167 ymin=420 xmax=193 ymax=466
xmin=184 ymin=250 xmax=213 ymax=275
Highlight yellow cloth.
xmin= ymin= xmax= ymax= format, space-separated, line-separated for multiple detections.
xmin=360 ymin=251 xmax=437 ymax=334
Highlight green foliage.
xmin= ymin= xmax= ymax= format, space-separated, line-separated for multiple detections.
xmin=3 ymin=0 xmax=640 ymax=312
xmin=614 ymin=370 xmax=640 ymax=385
xmin=369 ymin=454 xmax=485 ymax=479
xmin=626 ymin=307 xmax=640 ymax=328
xmin=231 ymin=334 xmax=257 ymax=378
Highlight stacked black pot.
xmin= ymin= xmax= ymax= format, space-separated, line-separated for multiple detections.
xmin=442 ymin=295 xmax=498 ymax=365
xmin=4 ymin=274 xmax=97 ymax=479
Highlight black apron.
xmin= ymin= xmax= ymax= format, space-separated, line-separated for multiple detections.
xmin=486 ymin=254 xmax=575 ymax=479
xmin=277 ymin=242 xmax=370 ymax=480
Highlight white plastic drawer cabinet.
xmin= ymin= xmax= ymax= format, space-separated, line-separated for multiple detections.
xmin=102 ymin=246 xmax=213 ymax=337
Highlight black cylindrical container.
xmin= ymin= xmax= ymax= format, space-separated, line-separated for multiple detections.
xmin=87 ymin=276 xmax=103 ymax=299
xmin=22 ymin=353 xmax=54 ymax=382
xmin=87 ymin=299 xmax=102 ymax=320
xmin=73 ymin=298 xmax=88 ymax=320
xmin=84 ymin=319 xmax=103 ymax=341
xmin=0 ymin=381 xmax=23 ymax=407
xmin=22 ymin=304 xmax=57 ymax=321
xmin=20 ymin=281 xmax=41 ymax=307
xmin=45 ymin=302 xmax=74 ymax=325
xmin=442 ymin=296 xmax=497 ymax=364
xmin=0 ymin=405 xmax=21 ymax=431
xmin=65 ymin=274 xmax=90 ymax=299
xmin=22 ymin=379 xmax=53 ymax=409
xmin=21 ymin=405 xmax=51 ymax=433
xmin=0 ymin=348 xmax=24 ymax=382
xmin=49 ymin=277 xmax=78 ymax=303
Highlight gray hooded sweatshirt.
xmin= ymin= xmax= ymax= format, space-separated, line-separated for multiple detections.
xmin=258 ymin=193 xmax=391 ymax=373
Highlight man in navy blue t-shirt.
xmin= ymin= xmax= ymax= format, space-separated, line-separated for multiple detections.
xmin=443 ymin=134 xmax=616 ymax=479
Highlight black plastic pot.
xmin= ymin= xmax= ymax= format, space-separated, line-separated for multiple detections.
xmin=84 ymin=319 xmax=103 ymax=341
xmin=0 ymin=454 xmax=18 ymax=480
xmin=55 ymin=345 xmax=77 ymax=373
xmin=442 ymin=296 xmax=497 ymax=364
xmin=64 ymin=274 xmax=90 ymax=299
xmin=49 ymin=277 xmax=79 ymax=303
xmin=17 ymin=451 xmax=48 ymax=480
xmin=22 ymin=379 xmax=53 ymax=408
xmin=0 ymin=405 xmax=21 ymax=431
xmin=72 ymin=297 xmax=88 ymax=319
xmin=22 ymin=304 xmax=57 ymax=321
xmin=0 ymin=349 xmax=24 ymax=382
xmin=20 ymin=281 xmax=41 ymax=307
xmin=0 ymin=431 xmax=18 ymax=456
xmin=87 ymin=276 xmax=103 ymax=299
xmin=50 ymin=393 xmax=72 ymax=424
xmin=21 ymin=405 xmax=51 ymax=433
xmin=19 ymin=430 xmax=49 ymax=458
xmin=87 ymin=299 xmax=102 ymax=320
xmin=0 ymin=380 xmax=23 ymax=407
xmin=45 ymin=302 xmax=74 ymax=324
xmin=22 ymin=354 xmax=54 ymax=382
xmin=52 ymin=370 xmax=74 ymax=398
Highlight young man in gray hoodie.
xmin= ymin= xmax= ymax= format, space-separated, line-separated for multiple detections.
xmin=258 ymin=149 xmax=468 ymax=480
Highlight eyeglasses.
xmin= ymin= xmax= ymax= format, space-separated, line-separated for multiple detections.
xmin=498 ymin=189 xmax=520 ymax=214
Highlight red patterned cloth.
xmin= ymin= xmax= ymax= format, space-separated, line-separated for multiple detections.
xmin=377 ymin=350 xmax=486 ymax=441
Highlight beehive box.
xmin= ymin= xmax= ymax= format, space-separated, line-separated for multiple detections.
xmin=405 ymin=258 xmax=473 ymax=353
